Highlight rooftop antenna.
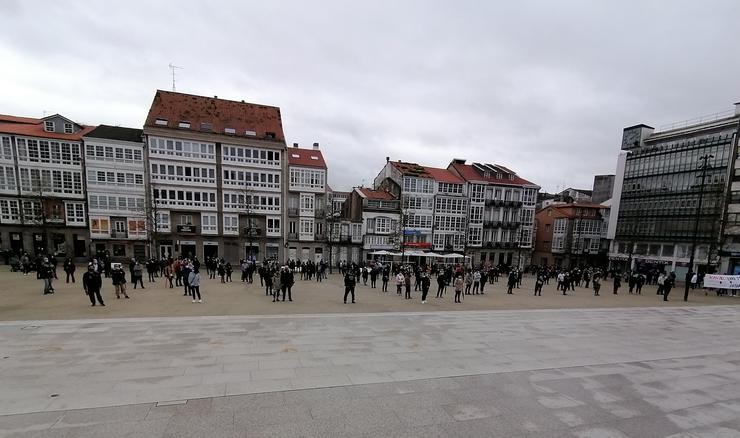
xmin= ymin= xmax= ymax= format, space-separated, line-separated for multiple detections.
xmin=168 ymin=62 xmax=183 ymax=92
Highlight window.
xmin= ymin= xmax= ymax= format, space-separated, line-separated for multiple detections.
xmin=63 ymin=122 xmax=73 ymax=133
xmin=44 ymin=121 xmax=54 ymax=132
xmin=299 ymin=218 xmax=314 ymax=237
xmin=90 ymin=217 xmax=110 ymax=234
xmin=114 ymin=221 xmax=126 ymax=232
xmin=155 ymin=118 xmax=168 ymax=126
xmin=180 ymin=215 xmax=193 ymax=225
xmin=289 ymin=168 xmax=326 ymax=190
xmin=223 ymin=214 xmax=239 ymax=235
xmin=374 ymin=217 xmax=392 ymax=234
xmin=65 ymin=202 xmax=85 ymax=225
xmin=224 ymin=127 xmax=236 ymax=135
xmin=267 ymin=217 xmax=280 ymax=235
xmin=469 ymin=205 xmax=483 ymax=223
xmin=0 ymin=166 xmax=16 ymax=191
xmin=178 ymin=121 xmax=191 ymax=129
xmin=470 ymin=184 xmax=485 ymax=202
xmin=201 ymin=213 xmax=217 ymax=234
xmin=156 ymin=211 xmax=170 ymax=232
xmin=0 ymin=199 xmax=20 ymax=223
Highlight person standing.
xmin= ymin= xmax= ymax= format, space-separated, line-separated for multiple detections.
xmin=272 ymin=269 xmax=282 ymax=302
xmin=464 ymin=271 xmax=473 ymax=295
xmin=381 ymin=268 xmax=389 ymax=292
xmin=420 ymin=272 xmax=430 ymax=304
xmin=507 ymin=270 xmax=517 ymax=294
xmin=264 ymin=267 xmax=274 ymax=297
xmin=663 ymin=272 xmax=675 ymax=301
xmin=280 ymin=266 xmax=294 ymax=301
xmin=21 ymin=252 xmax=30 ymax=276
xmin=436 ymin=271 xmax=447 ymax=298
xmin=453 ymin=274 xmax=464 ymax=303
xmin=344 ymin=269 xmax=356 ymax=304
xmin=40 ymin=257 xmax=54 ymax=295
xmin=613 ymin=274 xmax=621 ymax=295
xmin=111 ymin=264 xmax=129 ymax=299
xmin=82 ymin=264 xmax=104 ymax=306
xmin=404 ymin=271 xmax=412 ymax=300
xmin=63 ymin=257 xmax=76 ymax=283
xmin=593 ymin=273 xmax=601 ymax=296
xmin=132 ymin=261 xmax=145 ymax=289
xmin=370 ymin=267 xmax=378 ymax=289
xmin=656 ymin=272 xmax=666 ymax=296
xmin=479 ymin=270 xmax=487 ymax=294
xmin=396 ymin=271 xmax=405 ymax=295
xmin=189 ymin=268 xmax=202 ymax=303
xmin=472 ymin=270 xmax=481 ymax=294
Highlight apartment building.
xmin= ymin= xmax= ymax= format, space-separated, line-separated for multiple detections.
xmin=340 ymin=187 xmax=400 ymax=261
xmin=374 ymin=159 xmax=468 ymax=253
xmin=82 ymin=125 xmax=147 ymax=260
xmin=286 ymin=143 xmax=328 ymax=262
xmin=448 ymin=160 xmax=539 ymax=267
xmin=533 ymin=202 xmax=606 ymax=268
xmin=0 ymin=114 xmax=93 ymax=259
xmin=142 ymin=90 xmax=287 ymax=262
xmin=608 ymin=103 xmax=740 ymax=278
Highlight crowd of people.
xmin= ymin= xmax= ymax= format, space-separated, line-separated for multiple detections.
xmin=9 ymin=250 xmax=740 ymax=306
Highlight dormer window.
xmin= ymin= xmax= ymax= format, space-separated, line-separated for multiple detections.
xmin=245 ymin=130 xmax=256 ymax=136
xmin=178 ymin=121 xmax=191 ymax=129
xmin=155 ymin=118 xmax=168 ymax=126
xmin=265 ymin=132 xmax=275 ymax=139
xmin=224 ymin=127 xmax=236 ymax=135
xmin=310 ymin=156 xmax=319 ymax=160
xmin=200 ymin=122 xmax=212 ymax=132
xmin=64 ymin=122 xmax=74 ymax=134
xmin=44 ymin=121 xmax=54 ymax=132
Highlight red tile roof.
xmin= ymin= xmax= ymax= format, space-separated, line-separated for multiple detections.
xmin=0 ymin=114 xmax=42 ymax=124
xmin=144 ymin=90 xmax=285 ymax=142
xmin=287 ymin=147 xmax=327 ymax=169
xmin=0 ymin=120 xmax=95 ymax=141
xmin=449 ymin=161 xmax=537 ymax=187
xmin=358 ymin=187 xmax=396 ymax=200
xmin=390 ymin=161 xmax=463 ymax=183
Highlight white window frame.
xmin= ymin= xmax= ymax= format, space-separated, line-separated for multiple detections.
xmin=44 ymin=121 xmax=54 ymax=132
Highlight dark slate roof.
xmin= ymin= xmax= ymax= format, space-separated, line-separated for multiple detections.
xmin=85 ymin=125 xmax=143 ymax=143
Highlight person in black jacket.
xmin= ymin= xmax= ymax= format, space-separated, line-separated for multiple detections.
xmin=344 ymin=270 xmax=357 ymax=304
xmin=63 ymin=257 xmax=76 ymax=283
xmin=420 ymin=272 xmax=431 ymax=304
xmin=111 ymin=264 xmax=129 ymax=299
xmin=280 ymin=266 xmax=294 ymax=302
xmin=83 ymin=264 xmax=105 ymax=306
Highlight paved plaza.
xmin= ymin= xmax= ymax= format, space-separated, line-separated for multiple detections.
xmin=1 ymin=305 xmax=740 ymax=437
xmin=0 ymin=268 xmax=734 ymax=321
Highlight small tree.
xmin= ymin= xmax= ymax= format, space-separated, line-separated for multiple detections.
xmin=144 ymin=193 xmax=161 ymax=259
xmin=241 ymin=183 xmax=257 ymax=262
xmin=23 ymin=176 xmax=55 ymax=255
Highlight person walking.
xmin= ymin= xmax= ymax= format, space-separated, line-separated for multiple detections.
xmin=21 ymin=253 xmax=31 ymax=276
xmin=656 ymin=272 xmax=666 ymax=296
xmin=272 ymin=269 xmax=281 ymax=302
xmin=63 ymin=257 xmax=76 ymax=283
xmin=479 ymin=270 xmax=487 ymax=294
xmin=344 ymin=269 xmax=357 ymax=304
xmin=381 ymin=268 xmax=389 ymax=292
xmin=420 ymin=272 xmax=430 ymax=304
xmin=225 ymin=262 xmax=233 ymax=282
xmin=613 ymin=274 xmax=621 ymax=295
xmin=370 ymin=267 xmax=378 ymax=289
xmin=404 ymin=271 xmax=412 ymax=300
xmin=264 ymin=267 xmax=274 ymax=297
xmin=111 ymin=264 xmax=129 ymax=299
xmin=472 ymin=270 xmax=481 ymax=294
xmin=453 ymin=274 xmax=464 ymax=303
xmin=593 ymin=273 xmax=601 ymax=296
xmin=464 ymin=271 xmax=473 ymax=295
xmin=82 ymin=264 xmax=105 ymax=306
xmin=189 ymin=268 xmax=202 ymax=303
xmin=534 ymin=273 xmax=544 ymax=296
xmin=181 ymin=262 xmax=192 ymax=296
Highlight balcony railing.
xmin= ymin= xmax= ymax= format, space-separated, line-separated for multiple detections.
xmin=287 ymin=207 xmax=299 ymax=216
xmin=287 ymin=232 xmax=298 ymax=240
xmin=111 ymin=230 xmax=128 ymax=239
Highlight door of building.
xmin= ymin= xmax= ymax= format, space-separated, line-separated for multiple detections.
xmin=73 ymin=234 xmax=86 ymax=258
xmin=245 ymin=245 xmax=259 ymax=262
xmin=10 ymin=232 xmax=22 ymax=255
xmin=314 ymin=248 xmax=323 ymax=263
xmin=204 ymin=242 xmax=219 ymax=260
xmin=159 ymin=244 xmax=173 ymax=259
xmin=180 ymin=244 xmax=196 ymax=259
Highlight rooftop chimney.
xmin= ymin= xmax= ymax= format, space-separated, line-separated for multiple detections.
xmin=293 ymin=142 xmax=298 ymax=148
xmin=735 ymin=102 xmax=740 ymax=116
xmin=386 ymin=156 xmax=389 ymax=163
xmin=312 ymin=142 xmax=319 ymax=150
xmin=214 ymin=95 xmax=218 ymax=99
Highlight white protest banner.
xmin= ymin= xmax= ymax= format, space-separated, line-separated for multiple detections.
xmin=703 ymin=274 xmax=740 ymax=289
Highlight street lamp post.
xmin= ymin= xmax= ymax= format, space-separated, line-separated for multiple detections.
xmin=684 ymin=154 xmax=714 ymax=302
xmin=326 ymin=210 xmax=340 ymax=274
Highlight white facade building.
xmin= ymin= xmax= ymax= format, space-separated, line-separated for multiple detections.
xmin=83 ymin=125 xmax=147 ymax=260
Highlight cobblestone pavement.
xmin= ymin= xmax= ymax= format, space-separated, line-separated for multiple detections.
xmin=2 ymin=306 xmax=740 ymax=437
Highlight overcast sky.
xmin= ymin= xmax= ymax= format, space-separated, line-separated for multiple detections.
xmin=2 ymin=1 xmax=739 ymax=193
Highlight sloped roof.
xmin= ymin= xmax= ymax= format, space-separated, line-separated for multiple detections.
xmin=449 ymin=161 xmax=537 ymax=187
xmin=0 ymin=117 xmax=95 ymax=141
xmin=0 ymin=114 xmax=41 ymax=124
xmin=287 ymin=147 xmax=326 ymax=169
xmin=390 ymin=161 xmax=463 ymax=183
xmin=357 ymin=187 xmax=396 ymax=200
xmin=85 ymin=125 xmax=143 ymax=143
xmin=144 ymin=90 xmax=285 ymax=142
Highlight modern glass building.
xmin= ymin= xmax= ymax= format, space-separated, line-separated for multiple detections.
xmin=608 ymin=103 xmax=740 ymax=279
